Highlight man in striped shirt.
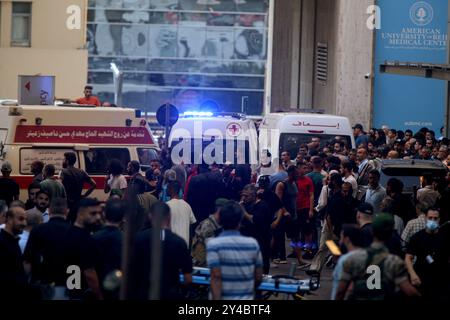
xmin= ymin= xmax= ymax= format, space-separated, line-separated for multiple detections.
xmin=207 ymin=201 xmax=263 ymax=300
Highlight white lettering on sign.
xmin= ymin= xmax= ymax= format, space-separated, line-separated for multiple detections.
xmin=66 ymin=5 xmax=81 ymax=30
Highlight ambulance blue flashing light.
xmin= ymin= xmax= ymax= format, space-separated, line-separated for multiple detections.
xmin=184 ymin=111 xmax=214 ymax=117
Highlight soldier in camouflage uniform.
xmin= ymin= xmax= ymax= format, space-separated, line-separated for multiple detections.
xmin=192 ymin=198 xmax=227 ymax=267
xmin=335 ymin=214 xmax=420 ymax=300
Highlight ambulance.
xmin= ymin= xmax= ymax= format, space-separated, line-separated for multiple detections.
xmin=258 ymin=112 xmax=356 ymax=175
xmin=0 ymin=103 xmax=159 ymax=201
xmin=168 ymin=111 xmax=258 ymax=168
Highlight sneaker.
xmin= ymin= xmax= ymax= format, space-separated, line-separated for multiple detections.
xmin=278 ymin=260 xmax=287 ymax=264
xmin=272 ymin=258 xmax=281 ymax=264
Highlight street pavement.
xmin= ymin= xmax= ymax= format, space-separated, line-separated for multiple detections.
xmin=268 ymin=243 xmax=334 ymax=301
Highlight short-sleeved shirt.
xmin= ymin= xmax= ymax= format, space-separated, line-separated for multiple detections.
xmin=61 ymin=167 xmax=92 ymax=203
xmin=331 ymin=249 xmax=363 ymax=299
xmin=341 ymin=243 xmax=409 ymax=300
xmin=0 ymin=177 xmax=20 ymax=206
xmin=107 ymin=174 xmax=127 ymax=191
xmin=306 ymin=171 xmax=325 ymax=204
xmin=76 ymin=96 xmax=101 ymax=106
xmin=406 ymin=230 xmax=447 ymax=282
xmin=131 ymin=228 xmax=193 ymax=300
xmin=63 ymin=226 xmax=99 ymax=299
xmin=23 ymin=217 xmax=71 ymax=286
xmin=207 ymin=230 xmax=262 ymax=300
xmin=167 ymin=198 xmax=197 ymax=245
xmin=40 ymin=178 xmax=66 ymax=200
xmin=401 ymin=215 xmax=426 ymax=246
xmin=296 ymin=176 xmax=314 ymax=210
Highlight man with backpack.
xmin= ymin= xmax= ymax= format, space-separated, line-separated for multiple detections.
xmin=335 ymin=214 xmax=420 ymax=300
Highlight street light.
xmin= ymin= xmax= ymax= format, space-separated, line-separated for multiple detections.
xmin=110 ymin=62 xmax=123 ymax=106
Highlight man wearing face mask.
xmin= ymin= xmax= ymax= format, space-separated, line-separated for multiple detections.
xmin=405 ymin=207 xmax=448 ymax=299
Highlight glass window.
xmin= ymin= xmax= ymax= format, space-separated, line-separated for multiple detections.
xmin=137 ymin=148 xmax=159 ymax=170
xmin=280 ymin=133 xmax=353 ymax=160
xmin=20 ymin=148 xmax=78 ymax=175
xmin=11 ymin=2 xmax=31 ymax=47
xmin=87 ymin=0 xmax=269 ymax=115
xmin=83 ymin=148 xmax=130 ymax=175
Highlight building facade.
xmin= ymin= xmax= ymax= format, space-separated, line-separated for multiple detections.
xmin=0 ymin=0 xmax=88 ymax=101
xmin=86 ymin=0 xmax=269 ymax=115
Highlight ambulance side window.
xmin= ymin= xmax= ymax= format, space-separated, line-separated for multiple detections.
xmin=83 ymin=148 xmax=130 ymax=175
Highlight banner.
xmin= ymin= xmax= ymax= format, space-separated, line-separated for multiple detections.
xmin=14 ymin=126 xmax=154 ymax=145
xmin=374 ymin=0 xmax=448 ymax=133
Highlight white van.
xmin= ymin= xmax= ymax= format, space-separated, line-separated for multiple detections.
xmin=0 ymin=103 xmax=159 ymax=201
xmin=168 ymin=112 xmax=258 ymax=167
xmin=259 ymin=112 xmax=356 ymax=174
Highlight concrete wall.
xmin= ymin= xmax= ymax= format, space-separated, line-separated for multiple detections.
xmin=334 ymin=0 xmax=375 ymax=129
xmin=298 ymin=0 xmax=316 ymax=109
xmin=0 ymin=48 xmax=88 ymax=99
xmin=0 ymin=0 xmax=87 ymax=100
xmin=313 ymin=0 xmax=338 ymax=115
xmin=270 ymin=0 xmax=301 ymax=111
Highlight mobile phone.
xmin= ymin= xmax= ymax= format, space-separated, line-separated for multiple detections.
xmin=326 ymin=240 xmax=342 ymax=256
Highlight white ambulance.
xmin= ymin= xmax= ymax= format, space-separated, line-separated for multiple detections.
xmin=0 ymin=103 xmax=159 ymax=201
xmin=168 ymin=112 xmax=258 ymax=167
xmin=258 ymin=112 xmax=356 ymax=174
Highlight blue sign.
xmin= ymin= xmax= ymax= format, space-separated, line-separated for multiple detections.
xmin=374 ymin=0 xmax=448 ymax=133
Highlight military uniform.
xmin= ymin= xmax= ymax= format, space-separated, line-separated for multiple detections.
xmin=192 ymin=215 xmax=222 ymax=267
xmin=341 ymin=242 xmax=409 ymax=300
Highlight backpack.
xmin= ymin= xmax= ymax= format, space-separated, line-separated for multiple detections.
xmin=350 ymin=247 xmax=394 ymax=300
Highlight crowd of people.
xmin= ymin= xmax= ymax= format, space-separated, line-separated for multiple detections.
xmin=0 ymin=123 xmax=449 ymax=300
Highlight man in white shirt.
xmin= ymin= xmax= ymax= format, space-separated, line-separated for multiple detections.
xmin=166 ymin=180 xmax=196 ymax=246
xmin=26 ymin=190 xmax=50 ymax=223
xmin=341 ymin=161 xmax=358 ymax=198
xmin=364 ymin=170 xmax=386 ymax=214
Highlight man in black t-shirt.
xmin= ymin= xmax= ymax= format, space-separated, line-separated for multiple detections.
xmin=405 ymin=207 xmax=449 ymax=299
xmin=60 ymin=152 xmax=96 ymax=224
xmin=0 ymin=161 xmax=19 ymax=207
xmin=0 ymin=207 xmax=28 ymax=299
xmin=24 ymin=198 xmax=71 ymax=296
xmin=240 ymin=184 xmax=273 ymax=274
xmin=93 ymin=199 xmax=124 ymax=300
xmin=63 ymin=198 xmax=103 ymax=300
xmin=130 ymin=201 xmax=193 ymax=300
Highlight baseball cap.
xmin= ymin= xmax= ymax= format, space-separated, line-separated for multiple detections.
xmin=353 ymin=123 xmax=363 ymax=130
xmin=1 ymin=161 xmax=12 ymax=172
xmin=357 ymin=202 xmax=374 ymax=215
